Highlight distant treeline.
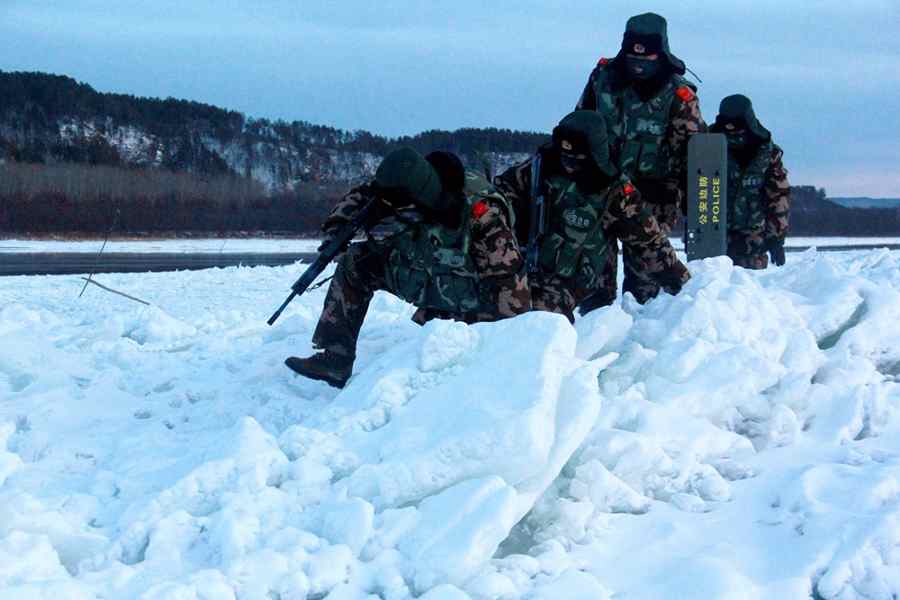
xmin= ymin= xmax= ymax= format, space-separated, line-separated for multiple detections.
xmin=3 ymin=163 xmax=898 ymax=237
xmin=789 ymin=186 xmax=900 ymax=236
xmin=0 ymin=161 xmax=341 ymax=235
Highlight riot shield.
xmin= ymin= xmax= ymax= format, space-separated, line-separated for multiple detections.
xmin=685 ymin=134 xmax=728 ymax=261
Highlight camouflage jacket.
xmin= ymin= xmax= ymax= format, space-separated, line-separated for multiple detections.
xmin=726 ymin=142 xmax=791 ymax=242
xmin=494 ymin=155 xmax=690 ymax=299
xmin=321 ymin=183 xmax=412 ymax=240
xmin=321 ymin=181 xmax=530 ymax=322
xmin=576 ymin=60 xmax=706 ymax=218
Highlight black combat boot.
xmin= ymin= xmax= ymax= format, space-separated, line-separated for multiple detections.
xmin=284 ymin=351 xmax=353 ymax=389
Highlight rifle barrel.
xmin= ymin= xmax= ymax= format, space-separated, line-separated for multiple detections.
xmin=267 ymin=291 xmax=297 ymax=326
xmin=266 ymin=196 xmax=379 ymax=327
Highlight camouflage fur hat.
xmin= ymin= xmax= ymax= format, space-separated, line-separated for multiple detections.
xmin=617 ymin=12 xmax=686 ymax=75
xmin=375 ymin=147 xmax=444 ymax=210
xmin=711 ymin=94 xmax=772 ymax=142
xmin=552 ymin=110 xmax=617 ymax=177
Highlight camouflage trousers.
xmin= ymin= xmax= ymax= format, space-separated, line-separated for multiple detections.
xmin=727 ymin=230 xmax=769 ymax=270
xmin=633 ymin=179 xmax=682 ymax=234
xmin=530 ymin=274 xmax=580 ymax=323
xmin=581 ymin=187 xmax=680 ymax=311
xmin=312 ymin=243 xmax=389 ymax=359
xmin=588 ymin=236 xmax=668 ymax=308
xmin=312 ymin=242 xmax=515 ymax=357
xmin=621 ymin=184 xmax=679 ymax=304
xmin=572 ymin=247 xmax=618 ymax=315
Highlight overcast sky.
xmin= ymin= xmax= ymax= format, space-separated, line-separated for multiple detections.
xmin=2 ymin=0 xmax=899 ymax=196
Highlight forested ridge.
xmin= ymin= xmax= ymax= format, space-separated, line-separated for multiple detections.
xmin=0 ymin=71 xmax=895 ymax=236
xmin=0 ymin=71 xmax=546 ymax=181
xmin=789 ymin=186 xmax=900 ymax=236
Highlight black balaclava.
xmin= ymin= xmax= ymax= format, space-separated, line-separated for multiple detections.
xmin=551 ymin=115 xmax=617 ymax=193
xmin=425 ymin=150 xmax=466 ymax=227
xmin=425 ymin=151 xmax=465 ymax=194
xmin=710 ymin=94 xmax=772 ymax=164
xmin=622 ymin=33 xmax=664 ymax=81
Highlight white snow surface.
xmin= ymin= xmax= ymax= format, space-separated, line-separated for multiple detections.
xmin=3 ymin=236 xmax=900 ymax=254
xmin=2 ymin=249 xmax=900 ymax=599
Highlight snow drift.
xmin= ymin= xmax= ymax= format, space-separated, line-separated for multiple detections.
xmin=1 ymin=249 xmax=899 ymax=599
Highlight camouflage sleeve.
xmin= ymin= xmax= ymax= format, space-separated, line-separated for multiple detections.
xmin=321 ymin=186 xmax=370 ymax=235
xmin=470 ymin=196 xmax=531 ymax=318
xmin=575 ymin=70 xmax=599 ymax=110
xmin=764 ymin=147 xmax=790 ymax=242
xmin=665 ymin=93 xmax=707 ymax=213
xmin=493 ymin=159 xmax=532 ymax=211
xmin=655 ymin=183 xmax=682 ymax=235
xmin=604 ymin=184 xmax=690 ymax=294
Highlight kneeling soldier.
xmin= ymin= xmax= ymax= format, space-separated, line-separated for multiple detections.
xmin=494 ymin=110 xmax=689 ymax=322
xmin=286 ymin=148 xmax=529 ymax=388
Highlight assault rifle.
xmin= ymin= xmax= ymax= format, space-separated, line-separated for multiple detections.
xmin=267 ymin=198 xmax=378 ymax=326
xmin=525 ymin=154 xmax=546 ymax=273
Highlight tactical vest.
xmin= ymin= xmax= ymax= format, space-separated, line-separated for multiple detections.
xmin=537 ymin=174 xmax=614 ymax=293
xmin=383 ymin=171 xmax=512 ymax=315
xmin=727 ymin=141 xmax=776 ymax=233
xmin=590 ymin=67 xmax=691 ymax=181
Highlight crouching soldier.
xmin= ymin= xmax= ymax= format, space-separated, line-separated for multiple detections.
xmin=494 ymin=110 xmax=689 ymax=322
xmin=710 ymin=94 xmax=791 ymax=269
xmin=285 ymin=148 xmax=530 ymax=388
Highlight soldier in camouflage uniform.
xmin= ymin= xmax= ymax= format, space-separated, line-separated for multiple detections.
xmin=285 ymin=148 xmax=529 ymax=388
xmin=576 ymin=12 xmax=706 ymax=310
xmin=710 ymin=94 xmax=790 ymax=269
xmin=494 ymin=110 xmax=689 ymax=322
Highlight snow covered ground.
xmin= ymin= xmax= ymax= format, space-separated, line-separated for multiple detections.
xmin=2 ymin=249 xmax=900 ymax=599
xmin=2 ymin=237 xmax=900 ymax=254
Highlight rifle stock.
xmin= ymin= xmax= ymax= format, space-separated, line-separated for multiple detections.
xmin=267 ymin=198 xmax=378 ymax=326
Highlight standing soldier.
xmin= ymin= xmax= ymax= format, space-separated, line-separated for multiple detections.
xmin=285 ymin=148 xmax=529 ymax=388
xmin=576 ymin=12 xmax=705 ymax=310
xmin=710 ymin=94 xmax=790 ymax=269
xmin=494 ymin=110 xmax=689 ymax=322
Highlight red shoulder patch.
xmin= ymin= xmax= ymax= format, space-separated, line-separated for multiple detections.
xmin=675 ymin=86 xmax=695 ymax=102
xmin=623 ymin=182 xmax=636 ymax=196
xmin=597 ymin=57 xmax=609 ymax=67
xmin=471 ymin=200 xmax=489 ymax=220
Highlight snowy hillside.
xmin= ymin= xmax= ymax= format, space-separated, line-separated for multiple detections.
xmin=2 ymin=250 xmax=900 ymax=599
xmin=0 ymin=72 xmax=539 ymax=194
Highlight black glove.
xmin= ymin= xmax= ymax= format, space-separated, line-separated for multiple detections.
xmin=767 ymin=239 xmax=786 ymax=267
xmin=316 ymin=237 xmax=333 ymax=253
xmin=654 ymin=265 xmax=688 ymax=297
xmin=577 ymin=290 xmax=615 ymax=317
